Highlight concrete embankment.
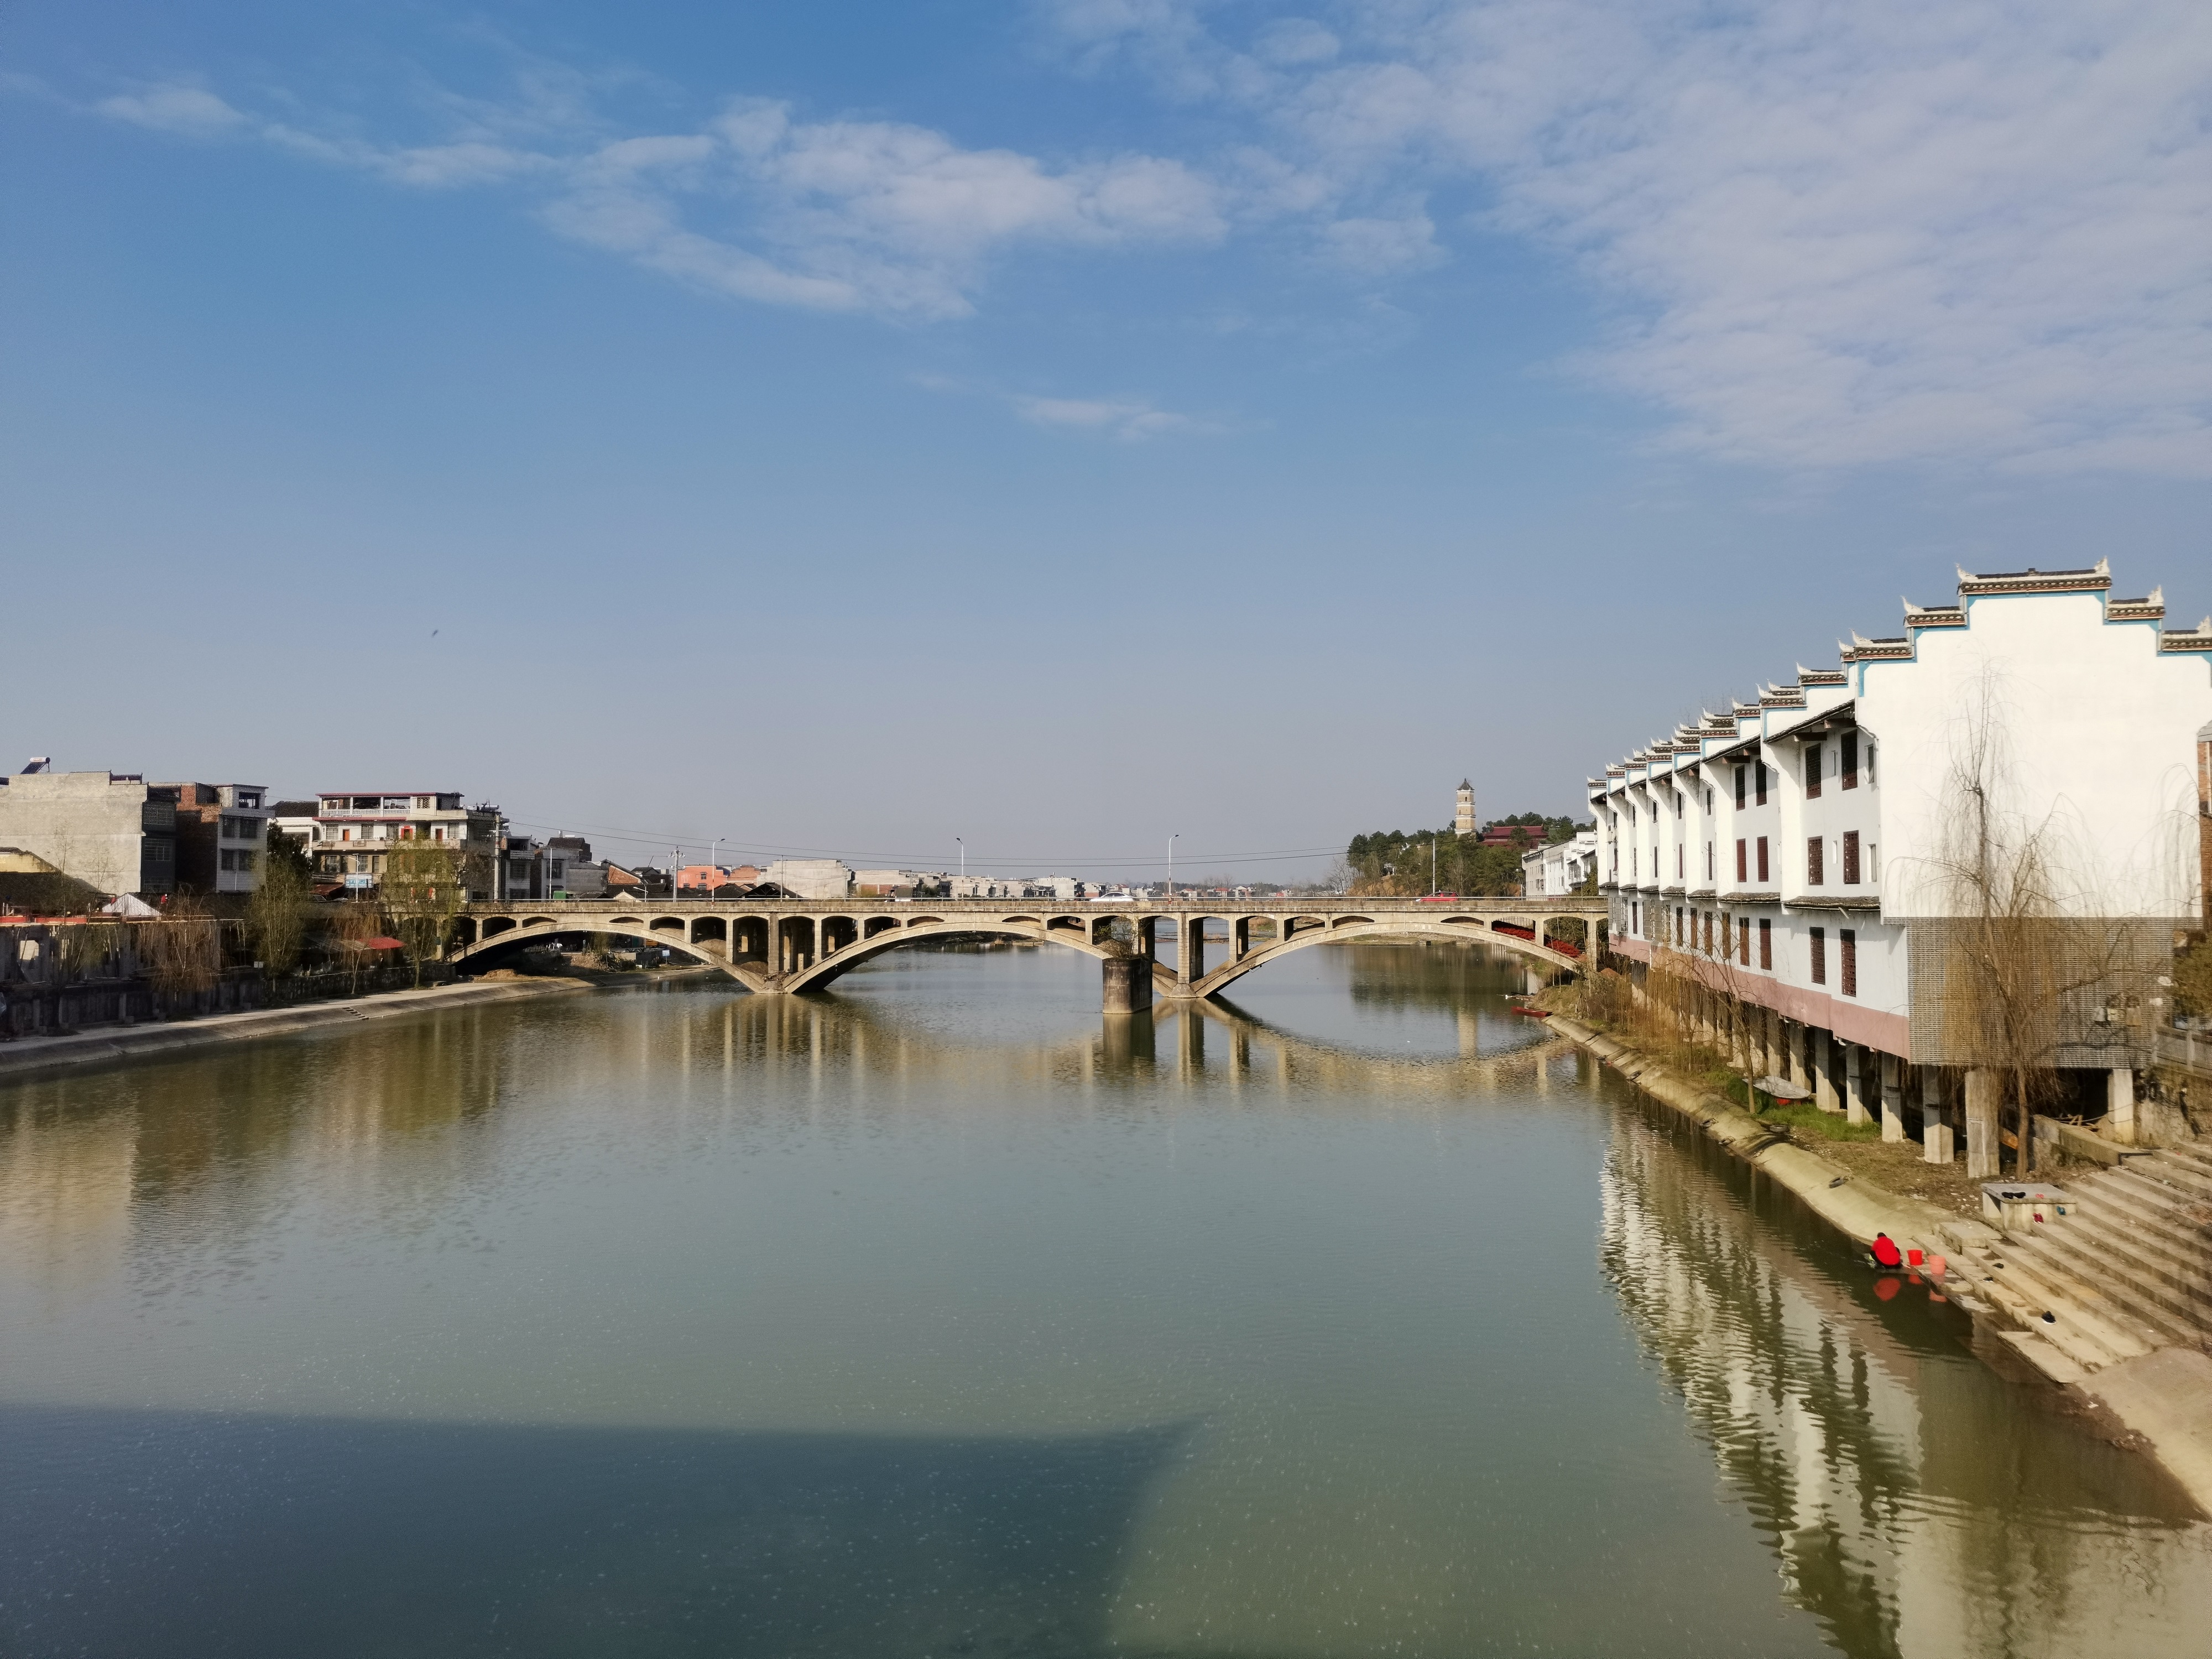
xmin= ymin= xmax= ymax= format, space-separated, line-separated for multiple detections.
xmin=0 ymin=975 xmax=615 ymax=1083
xmin=1551 ymin=1013 xmax=1979 ymax=1256
xmin=1551 ymin=1011 xmax=2212 ymax=1516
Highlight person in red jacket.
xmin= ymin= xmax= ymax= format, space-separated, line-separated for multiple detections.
xmin=1869 ymin=1232 xmax=1904 ymax=1270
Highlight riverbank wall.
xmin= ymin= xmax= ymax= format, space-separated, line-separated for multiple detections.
xmin=1550 ymin=1013 xmax=1984 ymax=1258
xmin=0 ymin=975 xmax=617 ymax=1084
xmin=1551 ymin=1010 xmax=2212 ymax=1516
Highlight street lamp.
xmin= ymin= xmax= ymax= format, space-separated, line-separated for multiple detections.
xmin=1168 ymin=833 xmax=1178 ymax=897
xmin=956 ymin=837 xmax=964 ymax=884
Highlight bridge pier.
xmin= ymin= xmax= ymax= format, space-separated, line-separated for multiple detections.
xmin=1102 ymin=954 xmax=1153 ymax=1014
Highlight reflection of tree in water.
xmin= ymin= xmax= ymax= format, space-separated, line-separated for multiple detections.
xmin=1600 ymin=1106 xmax=2212 ymax=1658
xmin=1340 ymin=940 xmax=1548 ymax=1012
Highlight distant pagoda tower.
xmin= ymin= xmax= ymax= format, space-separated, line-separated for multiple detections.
xmin=1454 ymin=779 xmax=1477 ymax=837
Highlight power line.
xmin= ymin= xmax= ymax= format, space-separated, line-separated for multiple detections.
xmin=501 ymin=816 xmax=1342 ymax=870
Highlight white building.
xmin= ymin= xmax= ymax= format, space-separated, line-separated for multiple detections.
xmin=764 ymin=858 xmax=853 ymax=900
xmin=1590 ymin=563 xmax=2211 ymax=1164
xmin=1521 ymin=830 xmax=1599 ymax=897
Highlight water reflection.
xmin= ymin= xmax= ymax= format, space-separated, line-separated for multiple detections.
xmin=1602 ymin=1102 xmax=2211 ymax=1657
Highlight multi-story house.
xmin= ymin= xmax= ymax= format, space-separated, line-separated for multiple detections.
xmin=1591 ymin=564 xmax=2211 ymax=1167
xmin=307 ymin=791 xmax=501 ymax=898
xmin=0 ymin=765 xmax=176 ymax=898
xmin=157 ymin=782 xmax=270 ymax=895
xmin=1521 ymin=831 xmax=1599 ymax=898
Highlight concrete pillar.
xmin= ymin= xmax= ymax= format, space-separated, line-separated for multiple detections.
xmin=1812 ymin=1029 xmax=1841 ymax=1113
xmin=2109 ymin=1067 xmax=2138 ymax=1145
xmin=1102 ymin=954 xmax=1153 ymax=1014
xmin=1181 ymin=917 xmax=1203 ymax=984
xmin=1922 ymin=1067 xmax=1952 ymax=1164
xmin=1233 ymin=917 xmax=1250 ymax=961
xmin=1843 ymin=1043 xmax=1870 ymax=1126
xmin=1964 ymin=1068 xmax=2001 ymax=1178
xmin=1879 ymin=1052 xmax=1906 ymax=1142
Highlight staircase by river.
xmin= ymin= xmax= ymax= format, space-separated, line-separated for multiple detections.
xmin=1950 ymin=1143 xmax=2212 ymax=1383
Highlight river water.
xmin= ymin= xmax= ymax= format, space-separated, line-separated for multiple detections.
xmin=2 ymin=942 xmax=2205 ymax=1657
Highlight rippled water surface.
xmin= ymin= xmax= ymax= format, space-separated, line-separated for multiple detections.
xmin=2 ymin=943 xmax=2205 ymax=1657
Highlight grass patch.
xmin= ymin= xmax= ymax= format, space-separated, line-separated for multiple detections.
xmin=1751 ymin=1099 xmax=1884 ymax=1142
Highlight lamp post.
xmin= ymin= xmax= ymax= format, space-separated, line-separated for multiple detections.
xmin=1168 ymin=833 xmax=1178 ymax=898
xmin=956 ymin=837 xmax=964 ymax=886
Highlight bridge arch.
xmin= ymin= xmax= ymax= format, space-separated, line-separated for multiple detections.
xmin=1185 ymin=915 xmax=1585 ymax=1000
xmin=448 ymin=916 xmax=749 ymax=983
xmin=779 ymin=915 xmax=1117 ymax=993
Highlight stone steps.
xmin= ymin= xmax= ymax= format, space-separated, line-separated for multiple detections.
xmin=1950 ymin=1244 xmax=2143 ymax=1374
xmin=2126 ymin=1151 xmax=2212 ymax=1204
xmin=2076 ymin=1165 xmax=2212 ymax=1265
xmin=2058 ymin=1201 xmax=2212 ymax=1329
xmin=1995 ymin=1228 xmax=2202 ymax=1350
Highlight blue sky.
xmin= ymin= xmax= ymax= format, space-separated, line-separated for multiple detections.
xmin=5 ymin=1 xmax=2207 ymax=881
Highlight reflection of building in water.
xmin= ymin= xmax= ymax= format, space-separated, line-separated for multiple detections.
xmin=1600 ymin=1109 xmax=2212 ymax=1657
xmin=0 ymin=1094 xmax=138 ymax=1301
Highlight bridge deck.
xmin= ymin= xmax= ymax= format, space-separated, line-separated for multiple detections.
xmin=450 ymin=894 xmax=1608 ymax=1004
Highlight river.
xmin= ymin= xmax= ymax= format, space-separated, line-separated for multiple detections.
xmin=1 ymin=941 xmax=2205 ymax=1657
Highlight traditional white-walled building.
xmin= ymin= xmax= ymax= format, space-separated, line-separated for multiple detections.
xmin=1590 ymin=564 xmax=2211 ymax=1163
xmin=1521 ymin=830 xmax=1599 ymax=897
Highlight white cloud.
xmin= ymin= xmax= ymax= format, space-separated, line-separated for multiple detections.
xmin=70 ymin=7 xmax=2212 ymax=474
xmin=94 ymin=84 xmax=246 ymax=137
xmin=1041 ymin=0 xmax=2212 ymax=476
xmin=1014 ymin=393 xmax=1203 ymax=438
xmin=84 ymin=79 xmax=1222 ymax=322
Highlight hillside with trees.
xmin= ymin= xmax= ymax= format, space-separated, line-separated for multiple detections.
xmin=1347 ymin=815 xmax=1584 ymax=898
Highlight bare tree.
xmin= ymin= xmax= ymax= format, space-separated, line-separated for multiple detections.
xmin=1916 ymin=672 xmax=2164 ymax=1171
xmin=381 ymin=838 xmax=468 ymax=988
xmin=139 ymin=898 xmax=221 ymax=1012
xmin=244 ymin=838 xmax=314 ymax=987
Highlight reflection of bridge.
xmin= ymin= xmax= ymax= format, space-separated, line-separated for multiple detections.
xmin=450 ymin=897 xmax=1609 ymax=1005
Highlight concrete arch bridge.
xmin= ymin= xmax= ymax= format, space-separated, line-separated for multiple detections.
xmin=449 ymin=897 xmax=1608 ymax=1009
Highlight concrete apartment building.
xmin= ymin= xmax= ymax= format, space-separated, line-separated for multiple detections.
xmin=502 ymin=834 xmax=607 ymax=900
xmin=0 ymin=765 xmax=177 ymax=898
xmin=764 ymin=859 xmax=854 ymax=900
xmin=158 ymin=782 xmax=270 ymax=895
xmin=306 ymin=791 xmax=502 ymax=898
xmin=1591 ymin=563 xmax=2212 ymax=1167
